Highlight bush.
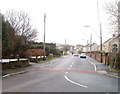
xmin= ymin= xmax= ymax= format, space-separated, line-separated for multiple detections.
xmin=110 ymin=53 xmax=120 ymax=70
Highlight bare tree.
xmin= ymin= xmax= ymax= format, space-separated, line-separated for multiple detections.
xmin=104 ymin=0 xmax=118 ymax=33
xmin=4 ymin=10 xmax=37 ymax=41
xmin=2 ymin=10 xmax=38 ymax=57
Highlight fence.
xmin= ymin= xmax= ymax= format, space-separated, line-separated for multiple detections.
xmin=1 ymin=58 xmax=29 ymax=70
xmin=29 ymin=56 xmax=47 ymax=62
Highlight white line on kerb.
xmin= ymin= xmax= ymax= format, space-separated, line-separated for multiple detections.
xmin=88 ymin=58 xmax=97 ymax=71
xmin=64 ymin=75 xmax=87 ymax=88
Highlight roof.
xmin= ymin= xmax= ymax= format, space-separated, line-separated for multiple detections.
xmin=103 ymin=34 xmax=119 ymax=44
xmin=103 ymin=38 xmax=112 ymax=44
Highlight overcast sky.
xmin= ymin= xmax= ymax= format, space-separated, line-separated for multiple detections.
xmin=0 ymin=0 xmax=117 ymax=45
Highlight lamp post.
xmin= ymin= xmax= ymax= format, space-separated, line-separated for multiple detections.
xmin=83 ymin=25 xmax=92 ymax=57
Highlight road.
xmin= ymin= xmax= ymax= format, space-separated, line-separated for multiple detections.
xmin=2 ymin=55 xmax=118 ymax=93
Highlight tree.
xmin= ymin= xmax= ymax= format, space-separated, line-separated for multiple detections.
xmin=2 ymin=10 xmax=38 ymax=58
xmin=4 ymin=10 xmax=37 ymax=42
xmin=104 ymin=1 xmax=120 ymax=70
xmin=104 ymin=0 xmax=118 ymax=33
xmin=2 ymin=16 xmax=16 ymax=58
xmin=0 ymin=13 xmax=2 ymax=58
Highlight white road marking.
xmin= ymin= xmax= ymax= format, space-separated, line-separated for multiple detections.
xmin=88 ymin=58 xmax=97 ymax=71
xmin=64 ymin=59 xmax=87 ymax=88
xmin=68 ymin=68 xmax=70 ymax=70
xmin=64 ymin=75 xmax=87 ymax=88
xmin=70 ymin=64 xmax=72 ymax=68
xmin=66 ymin=72 xmax=68 ymax=74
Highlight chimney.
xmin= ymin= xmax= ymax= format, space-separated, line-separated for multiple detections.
xmin=113 ymin=34 xmax=115 ymax=37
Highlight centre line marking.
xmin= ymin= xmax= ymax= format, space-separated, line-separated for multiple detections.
xmin=64 ymin=75 xmax=87 ymax=88
xmin=68 ymin=68 xmax=70 ymax=70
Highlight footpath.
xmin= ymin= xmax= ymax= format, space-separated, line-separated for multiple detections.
xmin=1 ymin=57 xmax=120 ymax=79
xmin=88 ymin=57 xmax=120 ymax=79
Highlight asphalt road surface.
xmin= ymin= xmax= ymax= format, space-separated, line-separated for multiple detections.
xmin=2 ymin=55 xmax=118 ymax=93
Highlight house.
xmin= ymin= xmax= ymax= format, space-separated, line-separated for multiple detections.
xmin=82 ymin=44 xmax=90 ymax=52
xmin=98 ymin=33 xmax=119 ymax=53
xmin=75 ymin=44 xmax=83 ymax=53
xmin=109 ymin=34 xmax=119 ymax=52
xmin=102 ymin=38 xmax=112 ymax=52
xmin=91 ymin=43 xmax=99 ymax=52
xmin=56 ymin=43 xmax=72 ymax=54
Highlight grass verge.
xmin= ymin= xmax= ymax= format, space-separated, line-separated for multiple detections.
xmin=37 ymin=54 xmax=68 ymax=63
xmin=108 ymin=68 xmax=120 ymax=73
xmin=37 ymin=58 xmax=55 ymax=63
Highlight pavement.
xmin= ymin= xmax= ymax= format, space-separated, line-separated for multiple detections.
xmin=1 ymin=57 xmax=120 ymax=79
xmin=88 ymin=57 xmax=120 ymax=79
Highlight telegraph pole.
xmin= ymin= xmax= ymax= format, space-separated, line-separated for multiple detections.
xmin=118 ymin=1 xmax=120 ymax=53
xmin=90 ymin=34 xmax=92 ymax=57
xmin=65 ymin=39 xmax=66 ymax=45
xmin=43 ymin=13 xmax=46 ymax=60
xmin=97 ymin=1 xmax=102 ymax=63
xmin=118 ymin=0 xmax=120 ymax=76
xmin=65 ymin=39 xmax=67 ymax=53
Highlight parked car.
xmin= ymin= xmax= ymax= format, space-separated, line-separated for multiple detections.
xmin=80 ymin=53 xmax=86 ymax=58
xmin=74 ymin=54 xmax=79 ymax=56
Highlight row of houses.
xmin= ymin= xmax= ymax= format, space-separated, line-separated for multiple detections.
xmin=77 ymin=34 xmax=119 ymax=53
xmin=56 ymin=33 xmax=119 ymax=54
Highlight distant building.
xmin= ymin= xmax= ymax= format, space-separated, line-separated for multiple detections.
xmin=56 ymin=43 xmax=73 ymax=54
xmin=76 ymin=45 xmax=83 ymax=52
xmin=91 ymin=43 xmax=99 ymax=52
xmin=82 ymin=44 xmax=90 ymax=52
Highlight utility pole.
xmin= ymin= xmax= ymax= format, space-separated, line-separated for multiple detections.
xmin=118 ymin=1 xmax=120 ymax=53
xmin=97 ymin=1 xmax=102 ymax=63
xmin=65 ymin=39 xmax=67 ymax=53
xmin=65 ymin=39 xmax=66 ymax=45
xmin=118 ymin=0 xmax=120 ymax=76
xmin=90 ymin=34 xmax=92 ymax=57
xmin=43 ymin=13 xmax=46 ymax=60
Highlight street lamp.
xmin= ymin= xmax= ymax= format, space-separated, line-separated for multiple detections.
xmin=83 ymin=25 xmax=92 ymax=57
xmin=84 ymin=23 xmax=102 ymax=62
